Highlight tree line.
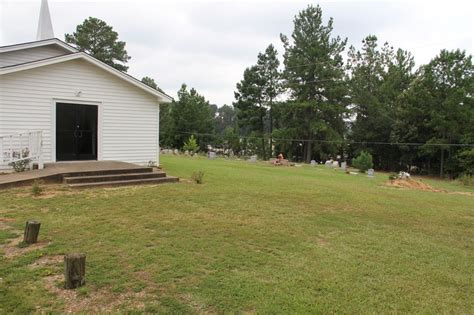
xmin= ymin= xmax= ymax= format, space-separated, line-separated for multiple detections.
xmin=66 ymin=6 xmax=473 ymax=178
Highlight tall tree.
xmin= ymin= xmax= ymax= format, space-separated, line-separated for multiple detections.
xmin=170 ymin=84 xmax=215 ymax=150
xmin=394 ymin=49 xmax=473 ymax=177
xmin=257 ymin=44 xmax=281 ymax=156
xmin=234 ymin=44 xmax=281 ymax=159
xmin=347 ymin=36 xmax=415 ymax=170
xmin=234 ymin=66 xmax=266 ymax=158
xmin=280 ymin=5 xmax=348 ymax=163
xmin=65 ymin=17 xmax=131 ymax=72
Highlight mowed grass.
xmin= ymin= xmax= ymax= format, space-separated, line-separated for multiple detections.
xmin=0 ymin=155 xmax=473 ymax=313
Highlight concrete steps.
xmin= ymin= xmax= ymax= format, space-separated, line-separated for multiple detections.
xmin=63 ymin=171 xmax=166 ymax=184
xmin=62 ymin=167 xmax=179 ymax=189
xmin=67 ymin=176 xmax=179 ymax=189
xmin=60 ymin=167 xmax=153 ymax=178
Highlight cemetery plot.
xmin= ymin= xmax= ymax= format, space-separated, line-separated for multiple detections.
xmin=0 ymin=155 xmax=472 ymax=313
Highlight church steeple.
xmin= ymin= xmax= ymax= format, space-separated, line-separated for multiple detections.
xmin=36 ymin=0 xmax=54 ymax=40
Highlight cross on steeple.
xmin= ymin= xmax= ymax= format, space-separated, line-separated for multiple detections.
xmin=36 ymin=0 xmax=54 ymax=40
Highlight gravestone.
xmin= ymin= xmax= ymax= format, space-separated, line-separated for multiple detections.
xmin=332 ymin=161 xmax=339 ymax=168
xmin=340 ymin=162 xmax=347 ymax=171
xmin=249 ymin=155 xmax=257 ymax=163
xmin=399 ymin=171 xmax=410 ymax=179
xmin=310 ymin=160 xmax=316 ymax=166
xmin=208 ymin=151 xmax=216 ymax=159
xmin=367 ymin=169 xmax=375 ymax=177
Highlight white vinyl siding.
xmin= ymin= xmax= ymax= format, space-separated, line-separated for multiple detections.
xmin=0 ymin=45 xmax=72 ymax=68
xmin=0 ymin=59 xmax=159 ymax=165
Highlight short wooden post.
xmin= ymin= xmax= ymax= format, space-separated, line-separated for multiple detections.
xmin=64 ymin=253 xmax=86 ymax=289
xmin=23 ymin=220 xmax=41 ymax=244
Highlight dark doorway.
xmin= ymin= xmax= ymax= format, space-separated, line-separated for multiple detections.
xmin=56 ymin=103 xmax=98 ymax=161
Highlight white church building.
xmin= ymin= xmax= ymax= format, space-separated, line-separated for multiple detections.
xmin=0 ymin=0 xmax=172 ymax=170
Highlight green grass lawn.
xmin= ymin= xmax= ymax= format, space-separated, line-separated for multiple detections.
xmin=0 ymin=155 xmax=473 ymax=313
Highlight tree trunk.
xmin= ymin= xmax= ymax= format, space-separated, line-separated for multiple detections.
xmin=269 ymin=103 xmax=273 ymax=158
xmin=260 ymin=109 xmax=266 ymax=160
xmin=440 ymin=148 xmax=445 ymax=178
xmin=64 ymin=253 xmax=86 ymax=289
xmin=305 ymin=141 xmax=312 ymax=163
xmin=23 ymin=220 xmax=40 ymax=244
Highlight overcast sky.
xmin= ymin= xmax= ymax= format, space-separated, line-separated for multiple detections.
xmin=1 ymin=0 xmax=473 ymax=105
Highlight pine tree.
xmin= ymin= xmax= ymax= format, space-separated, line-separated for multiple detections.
xmin=65 ymin=17 xmax=131 ymax=72
xmin=347 ymin=36 xmax=415 ymax=170
xmin=257 ymin=44 xmax=281 ymax=156
xmin=171 ymin=84 xmax=215 ymax=150
xmin=394 ymin=50 xmax=473 ymax=177
xmin=280 ymin=5 xmax=348 ymax=163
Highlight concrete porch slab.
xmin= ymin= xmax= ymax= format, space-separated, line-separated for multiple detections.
xmin=0 ymin=161 xmax=149 ymax=189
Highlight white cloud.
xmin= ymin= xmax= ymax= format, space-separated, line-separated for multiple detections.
xmin=1 ymin=0 xmax=472 ymax=105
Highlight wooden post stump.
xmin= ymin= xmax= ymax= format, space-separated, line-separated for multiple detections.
xmin=64 ymin=253 xmax=86 ymax=289
xmin=23 ymin=220 xmax=41 ymax=244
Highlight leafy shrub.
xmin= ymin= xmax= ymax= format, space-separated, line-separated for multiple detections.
xmin=352 ymin=151 xmax=373 ymax=173
xmin=9 ymin=159 xmax=31 ymax=172
xmin=191 ymin=171 xmax=204 ymax=184
xmin=7 ymin=148 xmax=31 ymax=172
xmin=183 ymin=135 xmax=199 ymax=155
xmin=457 ymin=174 xmax=473 ymax=186
xmin=31 ymin=180 xmax=43 ymax=196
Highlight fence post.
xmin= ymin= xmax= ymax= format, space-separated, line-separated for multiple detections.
xmin=64 ymin=253 xmax=86 ymax=289
xmin=23 ymin=220 xmax=41 ymax=244
xmin=38 ymin=131 xmax=44 ymax=169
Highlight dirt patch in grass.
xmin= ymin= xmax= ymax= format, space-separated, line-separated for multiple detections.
xmin=447 ymin=191 xmax=474 ymax=196
xmin=0 ymin=217 xmax=16 ymax=231
xmin=2 ymin=234 xmax=50 ymax=258
xmin=315 ymin=237 xmax=329 ymax=247
xmin=43 ymin=275 xmax=150 ymax=313
xmin=29 ymin=255 xmax=63 ymax=269
xmin=386 ymin=178 xmax=442 ymax=191
xmin=13 ymin=185 xmax=74 ymax=199
xmin=385 ymin=178 xmax=474 ymax=196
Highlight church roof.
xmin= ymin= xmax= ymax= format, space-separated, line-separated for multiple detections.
xmin=0 ymin=38 xmax=77 ymax=54
xmin=0 ymin=39 xmax=173 ymax=103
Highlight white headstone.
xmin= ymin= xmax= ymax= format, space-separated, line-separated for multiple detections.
xmin=332 ymin=161 xmax=339 ymax=168
xmin=367 ymin=169 xmax=375 ymax=177
xmin=310 ymin=160 xmax=316 ymax=166
xmin=37 ymin=0 xmax=54 ymax=40
xmin=341 ymin=161 xmax=347 ymax=171
xmin=208 ymin=152 xmax=216 ymax=159
xmin=249 ymin=155 xmax=257 ymax=163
